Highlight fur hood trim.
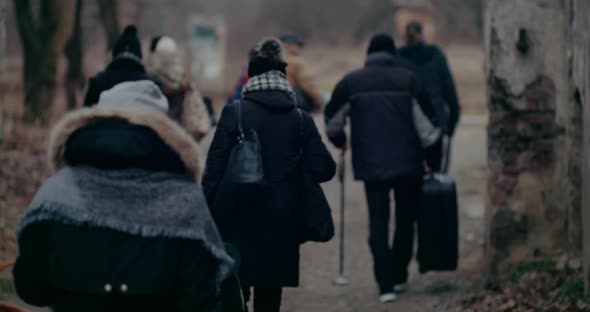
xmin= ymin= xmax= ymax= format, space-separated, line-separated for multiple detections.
xmin=48 ymin=107 xmax=201 ymax=180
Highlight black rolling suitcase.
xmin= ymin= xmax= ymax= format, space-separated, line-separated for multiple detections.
xmin=417 ymin=173 xmax=459 ymax=273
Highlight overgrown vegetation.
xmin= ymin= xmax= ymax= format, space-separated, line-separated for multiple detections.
xmin=0 ymin=278 xmax=15 ymax=300
xmin=507 ymin=259 xmax=557 ymax=281
xmin=562 ymin=277 xmax=584 ymax=300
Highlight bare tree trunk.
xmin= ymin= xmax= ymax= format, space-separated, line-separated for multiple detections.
xmin=0 ymin=0 xmax=5 ymax=143
xmin=14 ymin=0 xmax=74 ymax=123
xmin=485 ymin=1 xmax=575 ymax=273
xmin=0 ymin=0 xmax=5 ymax=246
xmin=64 ymin=0 xmax=84 ymax=110
xmin=97 ymin=0 xmax=120 ymax=52
xmin=572 ymin=0 xmax=590 ymax=295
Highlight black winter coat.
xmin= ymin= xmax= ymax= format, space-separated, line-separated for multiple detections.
xmin=14 ymin=223 xmax=218 ymax=312
xmin=325 ymin=52 xmax=436 ymax=182
xmin=83 ymin=56 xmax=151 ymax=106
xmin=202 ymin=90 xmax=336 ymax=287
xmin=13 ymin=119 xmax=221 ymax=312
xmin=399 ymin=42 xmax=461 ymax=135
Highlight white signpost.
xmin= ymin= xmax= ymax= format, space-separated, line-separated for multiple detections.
xmin=188 ymin=15 xmax=226 ymax=95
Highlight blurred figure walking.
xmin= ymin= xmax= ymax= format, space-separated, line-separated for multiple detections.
xmin=83 ymin=25 xmax=151 ymax=106
xmin=203 ymin=38 xmax=335 ymax=312
xmin=325 ymin=33 xmax=437 ymax=303
xmin=399 ymin=21 xmax=461 ymax=172
xmin=279 ymin=34 xmax=324 ymax=113
xmin=148 ymin=35 xmax=212 ymax=141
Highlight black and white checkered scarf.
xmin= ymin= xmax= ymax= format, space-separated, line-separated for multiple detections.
xmin=241 ymin=70 xmax=296 ymax=102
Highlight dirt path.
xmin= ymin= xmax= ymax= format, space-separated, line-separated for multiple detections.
xmin=277 ymin=115 xmax=488 ymax=312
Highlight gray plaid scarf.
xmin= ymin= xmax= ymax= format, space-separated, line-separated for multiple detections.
xmin=19 ymin=166 xmax=234 ymax=284
xmin=241 ymin=70 xmax=296 ymax=102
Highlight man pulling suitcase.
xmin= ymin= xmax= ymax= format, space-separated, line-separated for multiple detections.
xmin=325 ymin=33 xmax=439 ymax=303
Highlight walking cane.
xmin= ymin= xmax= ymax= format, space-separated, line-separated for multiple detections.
xmin=334 ymin=150 xmax=350 ymax=286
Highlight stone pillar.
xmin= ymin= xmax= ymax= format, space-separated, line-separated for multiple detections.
xmin=485 ymin=0 xmax=575 ymax=272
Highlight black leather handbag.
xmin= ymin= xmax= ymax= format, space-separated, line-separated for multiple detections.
xmin=298 ymin=172 xmax=335 ymax=243
xmin=211 ymin=101 xmax=264 ymax=222
xmin=223 ymin=100 xmax=265 ymax=185
xmin=296 ymin=109 xmax=335 ymax=243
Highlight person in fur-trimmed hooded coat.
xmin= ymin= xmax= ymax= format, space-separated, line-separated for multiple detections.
xmin=13 ymin=81 xmax=233 ymax=312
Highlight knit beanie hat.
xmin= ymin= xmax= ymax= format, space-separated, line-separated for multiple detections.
xmin=150 ymin=35 xmax=163 ymax=52
xmin=248 ymin=38 xmax=287 ymax=77
xmin=148 ymin=36 xmax=185 ymax=89
xmin=112 ymin=25 xmax=143 ymax=60
xmin=98 ymin=80 xmax=169 ymax=114
xmin=367 ymin=33 xmax=396 ymax=55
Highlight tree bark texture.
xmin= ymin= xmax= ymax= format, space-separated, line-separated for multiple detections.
xmin=64 ymin=0 xmax=84 ymax=110
xmin=97 ymin=0 xmax=120 ymax=52
xmin=485 ymin=0 xmax=576 ymax=273
xmin=14 ymin=0 xmax=74 ymax=123
xmin=0 ymin=0 xmax=6 ymax=143
xmin=570 ymin=0 xmax=590 ymax=295
xmin=0 ymin=0 xmax=6 ymax=243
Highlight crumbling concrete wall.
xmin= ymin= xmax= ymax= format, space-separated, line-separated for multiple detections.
xmin=485 ymin=0 xmax=578 ymax=271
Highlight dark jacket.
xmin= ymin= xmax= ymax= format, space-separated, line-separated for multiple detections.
xmin=14 ymin=222 xmax=218 ymax=312
xmin=325 ymin=52 xmax=436 ymax=182
xmin=202 ymin=90 xmax=336 ymax=287
xmin=14 ymin=104 xmax=229 ymax=311
xmin=399 ymin=42 xmax=461 ymax=135
xmin=83 ymin=56 xmax=151 ymax=106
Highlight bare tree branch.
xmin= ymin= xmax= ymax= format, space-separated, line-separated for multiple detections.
xmin=97 ymin=0 xmax=120 ymax=51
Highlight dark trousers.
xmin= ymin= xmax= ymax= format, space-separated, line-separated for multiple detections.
xmin=364 ymin=178 xmax=423 ymax=294
xmin=242 ymin=286 xmax=282 ymax=312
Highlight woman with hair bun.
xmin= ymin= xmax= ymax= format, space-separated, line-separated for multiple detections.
xmin=202 ymin=38 xmax=336 ymax=311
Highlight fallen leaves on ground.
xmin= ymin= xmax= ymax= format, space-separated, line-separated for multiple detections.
xmin=0 ymin=123 xmax=49 ymax=262
xmin=462 ymin=259 xmax=589 ymax=312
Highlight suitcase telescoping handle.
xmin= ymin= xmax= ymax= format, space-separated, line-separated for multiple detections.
xmin=442 ymin=136 xmax=451 ymax=174
xmin=426 ymin=136 xmax=451 ymax=176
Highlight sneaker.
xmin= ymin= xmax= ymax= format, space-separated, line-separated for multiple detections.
xmin=394 ymin=283 xmax=408 ymax=293
xmin=379 ymin=293 xmax=397 ymax=303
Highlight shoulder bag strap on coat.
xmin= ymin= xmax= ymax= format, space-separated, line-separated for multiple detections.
xmin=297 ymin=108 xmax=304 ymax=155
xmin=234 ymin=100 xmax=245 ymax=141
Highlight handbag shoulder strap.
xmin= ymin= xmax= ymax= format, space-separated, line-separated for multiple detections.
xmin=234 ymin=100 xmax=245 ymax=140
xmin=297 ymin=108 xmax=304 ymax=155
